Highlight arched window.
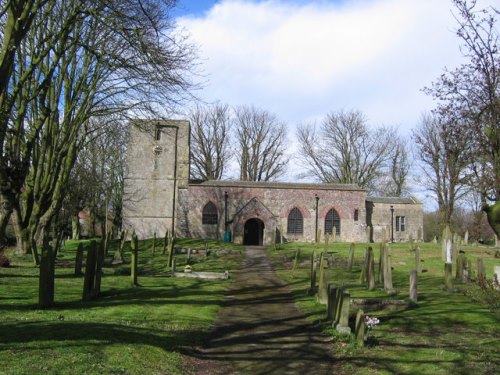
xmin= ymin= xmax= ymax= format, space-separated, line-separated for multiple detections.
xmin=325 ymin=208 xmax=340 ymax=235
xmin=287 ymin=207 xmax=304 ymax=234
xmin=202 ymin=202 xmax=218 ymax=225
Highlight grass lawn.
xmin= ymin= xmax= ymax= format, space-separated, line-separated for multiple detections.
xmin=267 ymin=241 xmax=500 ymax=375
xmin=0 ymin=238 xmax=243 ymax=375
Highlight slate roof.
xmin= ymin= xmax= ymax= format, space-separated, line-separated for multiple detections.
xmin=189 ymin=179 xmax=364 ymax=191
xmin=366 ymin=196 xmax=420 ymax=204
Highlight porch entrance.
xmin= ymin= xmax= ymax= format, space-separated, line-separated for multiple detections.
xmin=244 ymin=218 xmax=264 ymax=246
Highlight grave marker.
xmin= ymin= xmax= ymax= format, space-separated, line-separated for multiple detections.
xmin=347 ymin=243 xmax=355 ymax=271
xmin=409 ymin=270 xmax=418 ymax=303
xmin=355 ymin=309 xmax=366 ymax=347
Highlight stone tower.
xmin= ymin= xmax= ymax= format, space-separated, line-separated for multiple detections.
xmin=122 ymin=120 xmax=189 ymax=239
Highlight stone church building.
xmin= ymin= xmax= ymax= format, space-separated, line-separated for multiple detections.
xmin=123 ymin=120 xmax=423 ymax=245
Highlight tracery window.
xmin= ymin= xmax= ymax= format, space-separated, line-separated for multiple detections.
xmin=202 ymin=201 xmax=218 ymax=225
xmin=324 ymin=208 xmax=341 ymax=235
xmin=287 ymin=207 xmax=304 ymax=234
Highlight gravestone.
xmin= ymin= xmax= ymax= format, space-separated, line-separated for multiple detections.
xmin=367 ymin=247 xmax=375 ymax=290
xmin=432 ymin=236 xmax=438 ymax=244
xmin=317 ymin=253 xmax=328 ymax=304
xmin=347 ymin=243 xmax=355 ymax=271
xmin=130 ymin=232 xmax=139 ymax=287
xmin=444 ymin=263 xmax=453 ymax=291
xmin=74 ymin=243 xmax=84 ymax=276
xmin=365 ymin=225 xmax=371 ymax=243
xmin=476 ymin=258 xmax=485 ymax=280
xmin=308 ymin=252 xmax=318 ymax=295
xmin=39 ymin=245 xmax=55 ymax=308
xmin=409 ymin=270 xmax=418 ymax=303
xmin=327 ymin=284 xmax=338 ymax=320
xmin=355 ymin=309 xmax=366 ymax=347
xmin=456 ymin=253 xmax=465 ymax=281
xmin=383 ymin=245 xmax=395 ymax=294
xmin=464 ymin=230 xmax=469 ymax=245
xmin=378 ymin=243 xmax=385 ymax=284
xmin=82 ymin=241 xmax=97 ymax=301
xmin=336 ymin=290 xmax=351 ymax=334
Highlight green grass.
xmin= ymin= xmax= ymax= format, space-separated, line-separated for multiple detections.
xmin=0 ymin=238 xmax=243 ymax=374
xmin=267 ymin=241 xmax=500 ymax=375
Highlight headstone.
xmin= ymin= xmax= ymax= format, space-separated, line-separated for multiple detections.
xmin=347 ymin=243 xmax=355 ymax=271
xmin=355 ymin=309 xmax=365 ymax=347
xmin=308 ymin=252 xmax=318 ymax=295
xmin=475 ymin=257 xmax=484 ymax=281
xmin=378 ymin=243 xmax=385 ymax=284
xmin=452 ymin=234 xmax=460 ymax=264
xmin=130 ymin=232 xmax=139 ymax=287
xmin=317 ymin=253 xmax=328 ymax=304
xmin=92 ymin=240 xmax=105 ymax=298
xmin=39 ymin=245 xmax=55 ymax=308
xmin=82 ymin=241 xmax=97 ymax=301
xmin=464 ymin=230 xmax=469 ymax=245
xmin=432 ymin=236 xmax=438 ymax=244
xmin=333 ymin=286 xmax=343 ymax=327
xmin=409 ymin=270 xmax=418 ymax=303
xmin=74 ymin=243 xmax=84 ymax=276
xmin=336 ymin=290 xmax=351 ymax=334
xmin=383 ymin=245 xmax=395 ymax=294
xmin=446 ymin=239 xmax=452 ymax=264
xmin=366 ymin=226 xmax=371 ymax=243
xmin=360 ymin=247 xmax=369 ymax=284
xmin=327 ymin=284 xmax=338 ymax=321
xmin=464 ymin=259 xmax=472 ymax=283
xmin=367 ymin=247 xmax=375 ymax=290
xmin=456 ymin=253 xmax=465 ymax=281
xmin=444 ymin=263 xmax=453 ymax=291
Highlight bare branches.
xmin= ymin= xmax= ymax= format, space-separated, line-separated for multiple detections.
xmin=297 ymin=109 xmax=396 ymax=193
xmin=189 ymin=103 xmax=232 ymax=180
xmin=234 ymin=105 xmax=288 ymax=182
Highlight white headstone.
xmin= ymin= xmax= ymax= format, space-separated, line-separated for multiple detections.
xmin=446 ymin=239 xmax=452 ymax=264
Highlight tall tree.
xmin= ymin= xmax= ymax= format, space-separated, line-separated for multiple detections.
xmin=424 ymin=0 xmax=499 ymax=235
xmin=2 ymin=0 xmax=196 ymax=258
xmin=297 ymin=109 xmax=395 ymax=192
xmin=413 ymin=113 xmax=469 ymax=225
xmin=188 ymin=103 xmax=232 ymax=180
xmin=234 ymin=105 xmax=288 ymax=181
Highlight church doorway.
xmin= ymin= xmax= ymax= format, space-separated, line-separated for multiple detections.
xmin=244 ymin=218 xmax=265 ymax=246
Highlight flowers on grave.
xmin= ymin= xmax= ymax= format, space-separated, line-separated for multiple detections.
xmin=184 ymin=265 xmax=192 ymax=273
xmin=364 ymin=315 xmax=380 ymax=341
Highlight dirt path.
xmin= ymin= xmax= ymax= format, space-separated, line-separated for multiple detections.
xmin=191 ymin=246 xmax=336 ymax=374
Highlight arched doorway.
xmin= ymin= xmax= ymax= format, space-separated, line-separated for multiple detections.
xmin=244 ymin=218 xmax=265 ymax=246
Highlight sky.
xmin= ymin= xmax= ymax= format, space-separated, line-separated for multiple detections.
xmin=172 ymin=0 xmax=495 ymax=206
xmin=172 ymin=0 xmax=500 ymax=135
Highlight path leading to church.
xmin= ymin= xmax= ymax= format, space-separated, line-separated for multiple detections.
xmin=190 ymin=246 xmax=337 ymax=374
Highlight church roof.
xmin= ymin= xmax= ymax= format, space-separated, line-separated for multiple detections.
xmin=366 ymin=196 xmax=420 ymax=204
xmin=189 ymin=179 xmax=364 ymax=191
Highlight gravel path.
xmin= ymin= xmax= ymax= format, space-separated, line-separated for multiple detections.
xmin=191 ymin=246 xmax=336 ymax=375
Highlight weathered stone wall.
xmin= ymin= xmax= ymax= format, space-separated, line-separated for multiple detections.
xmin=122 ymin=120 xmax=189 ymax=239
xmin=177 ymin=181 xmax=368 ymax=245
xmin=366 ymin=197 xmax=424 ymax=243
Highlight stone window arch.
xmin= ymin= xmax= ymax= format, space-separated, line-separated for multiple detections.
xmin=202 ymin=201 xmax=218 ymax=225
xmin=287 ymin=207 xmax=304 ymax=234
xmin=325 ymin=208 xmax=340 ymax=235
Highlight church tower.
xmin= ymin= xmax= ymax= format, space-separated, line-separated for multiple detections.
xmin=122 ymin=120 xmax=190 ymax=239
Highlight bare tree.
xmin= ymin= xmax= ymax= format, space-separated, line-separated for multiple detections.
xmin=189 ymin=103 xmax=232 ymax=180
xmin=297 ymin=109 xmax=395 ymax=192
xmin=413 ymin=113 xmax=469 ymax=225
xmin=3 ymin=0 xmax=196 ymax=260
xmin=234 ymin=105 xmax=288 ymax=181
xmin=424 ymin=0 xmax=499 ymax=236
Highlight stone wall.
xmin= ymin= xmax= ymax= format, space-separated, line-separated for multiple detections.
xmin=122 ymin=120 xmax=189 ymax=239
xmin=366 ymin=197 xmax=423 ymax=242
xmin=177 ymin=181 xmax=368 ymax=245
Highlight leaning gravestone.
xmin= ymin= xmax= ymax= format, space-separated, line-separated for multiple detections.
xmin=355 ymin=309 xmax=366 ymax=347
xmin=336 ymin=290 xmax=351 ymax=334
xmin=327 ymin=284 xmax=338 ymax=321
xmin=367 ymin=247 xmax=375 ymax=290
xmin=383 ymin=245 xmax=395 ymax=294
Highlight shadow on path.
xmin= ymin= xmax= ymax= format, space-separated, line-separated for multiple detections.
xmin=190 ymin=246 xmax=336 ymax=374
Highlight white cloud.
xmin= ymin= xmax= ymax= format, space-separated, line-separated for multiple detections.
xmin=176 ymin=0 xmax=492 ymax=133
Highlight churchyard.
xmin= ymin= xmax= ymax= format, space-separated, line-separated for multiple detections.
xmin=0 ymin=236 xmax=499 ymax=374
xmin=269 ymin=240 xmax=499 ymax=374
